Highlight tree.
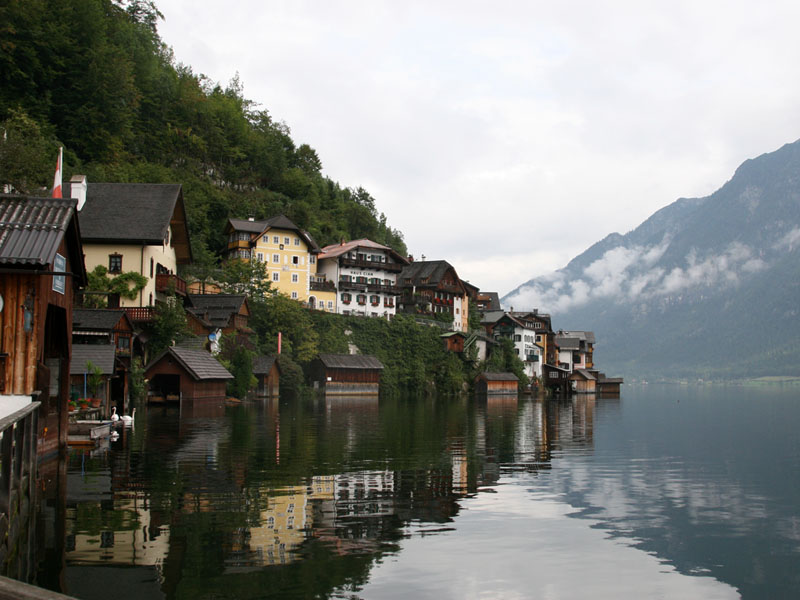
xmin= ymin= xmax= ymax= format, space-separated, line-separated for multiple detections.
xmin=219 ymin=258 xmax=272 ymax=299
xmin=147 ymin=296 xmax=192 ymax=357
xmin=0 ymin=110 xmax=60 ymax=193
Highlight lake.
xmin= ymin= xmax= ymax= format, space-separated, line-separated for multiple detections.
xmin=37 ymin=385 xmax=800 ymax=599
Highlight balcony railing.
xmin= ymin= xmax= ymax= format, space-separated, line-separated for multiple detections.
xmin=339 ymin=256 xmax=404 ymax=272
xmin=124 ymin=307 xmax=155 ymax=322
xmin=156 ymin=273 xmax=187 ymax=296
xmin=310 ymin=278 xmax=336 ymax=292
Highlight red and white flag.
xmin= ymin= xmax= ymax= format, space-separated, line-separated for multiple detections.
xmin=52 ymin=147 xmax=63 ymax=198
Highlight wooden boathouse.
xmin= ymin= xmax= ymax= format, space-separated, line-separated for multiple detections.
xmin=253 ymin=355 xmax=280 ymax=398
xmin=310 ymin=354 xmax=383 ymax=396
xmin=144 ymin=346 xmax=232 ymax=403
xmin=474 ymin=372 xmax=519 ymax=395
xmin=0 ymin=195 xmax=86 ymax=456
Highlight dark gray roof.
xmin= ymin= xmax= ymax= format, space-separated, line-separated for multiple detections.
xmin=73 ymin=309 xmax=128 ymax=331
xmin=66 ymin=182 xmax=192 ymax=263
xmin=559 ymin=330 xmax=596 ymax=344
xmin=399 ymin=260 xmax=463 ymax=290
xmin=476 ymin=372 xmax=519 ymax=381
xmin=556 ymin=336 xmax=581 ymax=350
xmin=227 ymin=218 xmax=269 ymax=234
xmin=0 ymin=195 xmax=78 ymax=267
xmin=317 ymin=353 xmax=384 ymax=370
xmin=70 ymin=343 xmax=116 ymax=375
xmin=187 ymin=294 xmax=247 ymax=328
xmin=480 ymin=310 xmax=506 ymax=325
xmin=573 ymin=369 xmax=597 ymax=381
xmin=146 ymin=346 xmax=233 ymax=381
xmin=252 ymin=355 xmax=278 ymax=375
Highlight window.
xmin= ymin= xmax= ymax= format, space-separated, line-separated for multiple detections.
xmin=294 ymin=237 xmax=300 ymax=245
xmin=256 ymin=253 xmax=264 ymax=262
xmin=370 ymin=295 xmax=380 ymax=305
xmin=273 ymin=254 xmax=280 ymax=263
xmin=284 ymin=237 xmax=290 ymax=245
xmin=109 ymin=254 xmax=122 ymax=273
xmin=292 ymin=256 xmax=299 ymax=265
xmin=150 ymin=258 xmax=154 ymax=278
xmin=272 ymin=272 xmax=280 ymax=282
xmin=238 ymin=249 xmax=250 ymax=259
xmin=357 ymin=294 xmax=367 ymax=305
xmin=310 ymin=256 xmax=316 ymax=264
xmin=341 ymin=293 xmax=351 ymax=304
xmin=117 ymin=336 xmax=130 ymax=352
xmin=328 ymin=301 xmax=333 ymax=309
xmin=291 ymin=291 xmax=298 ymax=299
xmin=292 ymin=274 xmax=299 ymax=283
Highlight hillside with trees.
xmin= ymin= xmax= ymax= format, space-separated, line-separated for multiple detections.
xmin=0 ymin=0 xmax=406 ymax=268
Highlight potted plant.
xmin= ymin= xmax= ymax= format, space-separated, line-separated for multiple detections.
xmin=86 ymin=360 xmax=104 ymax=408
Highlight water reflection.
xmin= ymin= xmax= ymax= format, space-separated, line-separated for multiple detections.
xmin=34 ymin=388 xmax=800 ymax=599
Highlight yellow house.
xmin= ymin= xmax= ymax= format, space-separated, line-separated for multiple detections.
xmin=66 ymin=178 xmax=192 ymax=307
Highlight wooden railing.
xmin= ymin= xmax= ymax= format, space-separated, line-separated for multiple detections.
xmin=156 ymin=273 xmax=187 ymax=296
xmin=339 ymin=257 xmax=404 ymax=272
xmin=0 ymin=402 xmax=39 ymax=582
xmin=123 ymin=307 xmax=155 ymax=322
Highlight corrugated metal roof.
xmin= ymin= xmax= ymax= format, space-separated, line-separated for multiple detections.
xmin=0 ymin=195 xmax=77 ymax=266
xmin=317 ymin=353 xmax=384 ymax=370
xmin=70 ymin=344 xmax=116 ymax=375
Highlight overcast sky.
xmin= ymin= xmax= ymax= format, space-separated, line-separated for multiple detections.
xmin=157 ymin=0 xmax=800 ymax=295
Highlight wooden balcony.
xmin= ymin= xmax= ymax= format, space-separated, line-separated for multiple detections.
xmin=339 ymin=256 xmax=404 ymax=272
xmin=124 ymin=307 xmax=155 ymax=322
xmin=310 ymin=278 xmax=336 ymax=292
xmin=156 ymin=273 xmax=187 ymax=296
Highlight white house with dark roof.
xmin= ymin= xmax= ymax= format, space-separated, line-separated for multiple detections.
xmin=316 ymin=239 xmax=409 ymax=318
xmin=65 ymin=178 xmax=192 ymax=308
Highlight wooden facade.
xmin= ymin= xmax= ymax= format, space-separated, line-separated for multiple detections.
xmin=474 ymin=372 xmax=519 ymax=395
xmin=310 ymin=354 xmax=383 ymax=396
xmin=144 ymin=346 xmax=233 ymax=403
xmin=253 ymin=355 xmax=280 ymax=398
xmin=570 ymin=369 xmax=597 ymax=394
xmin=0 ymin=196 xmax=86 ymax=457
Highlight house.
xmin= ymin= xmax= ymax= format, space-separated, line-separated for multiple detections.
xmin=485 ymin=313 xmax=543 ymax=380
xmin=0 ymin=194 xmax=87 ymax=455
xmin=476 ymin=292 xmax=501 ymax=312
xmin=511 ymin=311 xmax=557 ymax=367
xmin=72 ymin=308 xmax=136 ymax=406
xmin=316 ymin=239 xmax=409 ymax=318
xmin=253 ymin=355 xmax=280 ymax=397
xmin=65 ymin=178 xmax=192 ymax=308
xmin=398 ymin=260 xmax=469 ymax=331
xmin=474 ymin=372 xmax=519 ymax=395
xmin=556 ymin=330 xmax=595 ymax=372
xmin=70 ymin=343 xmax=117 ymax=415
xmin=441 ymin=331 xmax=467 ymax=353
xmin=185 ymin=294 xmax=251 ymax=352
xmin=224 ymin=217 xmax=270 ymax=261
xmin=247 ymin=215 xmax=322 ymax=303
xmin=144 ymin=346 xmax=233 ymax=403
xmin=542 ymin=363 xmax=571 ymax=395
xmin=309 ymin=354 xmax=383 ymax=395
xmin=570 ymin=368 xmax=597 ymax=394
xmin=596 ymin=373 xmax=624 ymax=397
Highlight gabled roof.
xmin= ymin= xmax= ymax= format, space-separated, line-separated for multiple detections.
xmin=476 ymin=372 xmax=519 ymax=382
xmin=70 ymin=343 xmax=117 ymax=376
xmin=318 ymin=238 xmax=408 ymax=263
xmin=226 ymin=218 xmax=269 ymax=234
xmin=556 ymin=336 xmax=581 ymax=350
xmin=255 ymin=215 xmax=321 ymax=252
xmin=145 ymin=346 xmax=233 ymax=381
xmin=559 ymin=330 xmax=596 ymax=344
xmin=573 ymin=368 xmax=597 ymax=381
xmin=73 ymin=309 xmax=131 ymax=332
xmin=65 ymin=182 xmax=192 ymax=263
xmin=317 ymin=353 xmax=384 ymax=370
xmin=399 ymin=260 xmax=465 ymax=292
xmin=253 ymin=355 xmax=279 ymax=375
xmin=187 ymin=294 xmax=248 ymax=328
xmin=480 ymin=310 xmax=506 ymax=325
xmin=0 ymin=195 xmax=86 ymax=283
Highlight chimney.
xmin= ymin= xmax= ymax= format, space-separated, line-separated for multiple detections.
xmin=70 ymin=175 xmax=87 ymax=211
xmin=248 ymin=216 xmax=255 ymax=222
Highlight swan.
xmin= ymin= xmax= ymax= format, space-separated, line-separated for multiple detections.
xmin=120 ymin=408 xmax=136 ymax=426
xmin=110 ymin=406 xmax=119 ymax=422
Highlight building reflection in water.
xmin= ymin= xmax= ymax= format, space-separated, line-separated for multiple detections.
xmin=40 ymin=395 xmax=599 ymax=598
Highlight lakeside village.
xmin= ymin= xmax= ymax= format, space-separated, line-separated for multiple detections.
xmin=0 ymin=177 xmax=622 ymax=457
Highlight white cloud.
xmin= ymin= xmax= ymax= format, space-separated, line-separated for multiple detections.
xmin=156 ymin=0 xmax=800 ymax=293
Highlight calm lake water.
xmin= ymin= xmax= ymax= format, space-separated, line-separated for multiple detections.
xmin=39 ymin=385 xmax=800 ymax=599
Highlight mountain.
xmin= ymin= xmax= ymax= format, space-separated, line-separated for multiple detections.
xmin=503 ymin=139 xmax=800 ymax=381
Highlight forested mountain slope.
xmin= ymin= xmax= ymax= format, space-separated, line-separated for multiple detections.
xmin=0 ymin=0 xmax=406 ymax=268
xmin=504 ymin=139 xmax=800 ymax=380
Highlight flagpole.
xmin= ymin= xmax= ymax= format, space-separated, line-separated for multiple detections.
xmin=52 ymin=147 xmax=63 ymax=198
